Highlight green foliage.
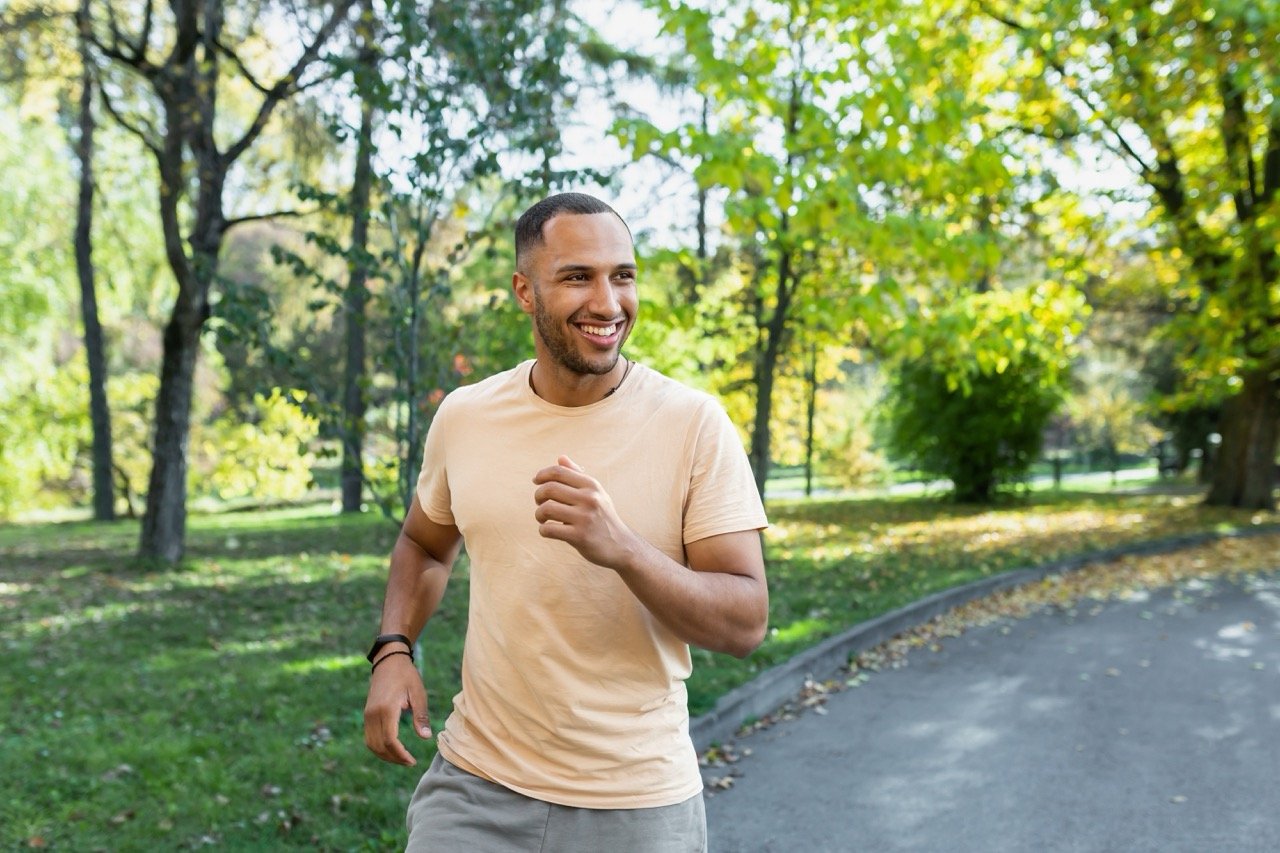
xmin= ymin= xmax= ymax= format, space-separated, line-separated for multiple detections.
xmin=196 ymin=389 xmax=320 ymax=503
xmin=879 ymin=280 xmax=1084 ymax=501
xmin=1066 ymin=350 xmax=1162 ymax=464
xmin=812 ymin=374 xmax=889 ymax=489
xmin=986 ymin=0 xmax=1280 ymax=506
xmin=884 ymin=357 xmax=1064 ymax=502
xmin=0 ymin=367 xmax=88 ymax=519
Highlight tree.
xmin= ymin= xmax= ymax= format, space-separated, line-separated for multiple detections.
xmin=882 ymin=283 xmax=1084 ymax=501
xmin=627 ymin=0 xmax=1056 ymax=495
xmin=886 ymin=358 xmax=1062 ymax=502
xmin=264 ymin=0 xmax=590 ymax=519
xmin=83 ymin=0 xmax=357 ymax=561
xmin=985 ymin=0 xmax=1280 ymax=509
xmin=340 ymin=0 xmax=377 ymax=513
xmin=624 ymin=0 xmax=889 ymax=494
xmin=1066 ymin=349 xmax=1161 ymax=483
xmin=73 ymin=0 xmax=114 ymax=521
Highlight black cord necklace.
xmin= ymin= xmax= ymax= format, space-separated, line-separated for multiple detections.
xmin=602 ymin=357 xmax=634 ymax=398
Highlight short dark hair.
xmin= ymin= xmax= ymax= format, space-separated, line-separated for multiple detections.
xmin=514 ymin=193 xmax=632 ymax=270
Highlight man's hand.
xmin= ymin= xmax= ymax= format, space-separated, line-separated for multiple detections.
xmin=532 ymin=456 xmax=637 ymax=570
xmin=363 ymin=651 xmax=432 ymax=767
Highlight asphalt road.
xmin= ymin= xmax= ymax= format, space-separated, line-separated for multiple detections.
xmin=703 ymin=572 xmax=1280 ymax=852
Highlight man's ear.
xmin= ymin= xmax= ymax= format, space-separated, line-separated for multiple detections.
xmin=512 ymin=271 xmax=535 ymax=316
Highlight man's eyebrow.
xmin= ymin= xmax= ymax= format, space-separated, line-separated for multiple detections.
xmin=553 ymin=262 xmax=638 ymax=274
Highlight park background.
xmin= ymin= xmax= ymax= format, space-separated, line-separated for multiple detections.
xmin=1 ymin=0 xmax=1278 ymax=848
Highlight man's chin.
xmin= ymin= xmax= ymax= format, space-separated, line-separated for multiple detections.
xmin=563 ymin=349 xmax=620 ymax=377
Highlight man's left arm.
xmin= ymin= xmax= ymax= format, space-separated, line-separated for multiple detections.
xmin=533 ymin=456 xmax=767 ymax=658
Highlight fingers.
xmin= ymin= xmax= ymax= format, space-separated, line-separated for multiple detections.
xmin=363 ymin=664 xmax=427 ymax=767
xmin=533 ymin=481 xmax=590 ymax=509
xmin=532 ymin=460 xmax=593 ymax=488
xmin=538 ymin=518 xmax=576 ymax=543
xmin=558 ymin=455 xmax=584 ymax=472
xmin=406 ymin=675 xmax=433 ymax=741
xmin=534 ymin=499 xmax=576 ymax=527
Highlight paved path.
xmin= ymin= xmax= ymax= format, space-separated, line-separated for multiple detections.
xmin=703 ymin=572 xmax=1280 ymax=852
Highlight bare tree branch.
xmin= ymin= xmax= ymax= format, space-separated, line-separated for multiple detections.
xmin=222 ymin=0 xmax=357 ymax=167
xmin=979 ymin=0 xmax=1157 ymax=176
xmin=139 ymin=0 xmax=155 ymax=60
xmin=214 ymin=36 xmax=271 ymax=94
xmin=84 ymin=5 xmax=159 ymax=78
xmin=96 ymin=79 xmax=161 ymax=157
xmin=225 ymin=208 xmax=320 ymax=229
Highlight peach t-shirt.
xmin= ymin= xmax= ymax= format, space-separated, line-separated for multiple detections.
xmin=415 ymin=360 xmax=767 ymax=809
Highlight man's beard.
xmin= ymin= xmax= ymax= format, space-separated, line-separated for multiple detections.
xmin=533 ymin=290 xmax=622 ymax=376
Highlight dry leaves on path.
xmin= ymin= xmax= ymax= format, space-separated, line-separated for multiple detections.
xmin=709 ymin=532 xmax=1280 ymax=764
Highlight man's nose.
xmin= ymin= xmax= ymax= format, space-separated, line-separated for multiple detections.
xmin=586 ymin=277 xmax=621 ymax=317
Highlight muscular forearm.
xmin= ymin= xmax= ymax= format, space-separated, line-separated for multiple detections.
xmin=613 ymin=534 xmax=768 ymax=658
xmin=375 ymin=531 xmax=453 ymax=657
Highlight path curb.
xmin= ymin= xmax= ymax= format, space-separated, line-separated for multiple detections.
xmin=690 ymin=523 xmax=1280 ymax=751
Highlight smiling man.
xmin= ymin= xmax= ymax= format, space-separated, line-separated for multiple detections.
xmin=363 ymin=193 xmax=769 ymax=852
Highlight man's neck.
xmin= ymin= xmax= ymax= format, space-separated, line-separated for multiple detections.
xmin=529 ymin=357 xmax=628 ymax=407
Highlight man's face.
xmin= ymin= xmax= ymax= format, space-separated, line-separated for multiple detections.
xmin=515 ymin=212 xmax=638 ymax=376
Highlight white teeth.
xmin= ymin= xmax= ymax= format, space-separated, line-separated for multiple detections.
xmin=580 ymin=324 xmax=617 ymax=336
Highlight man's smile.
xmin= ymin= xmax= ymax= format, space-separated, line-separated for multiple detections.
xmin=574 ymin=321 xmax=624 ymax=345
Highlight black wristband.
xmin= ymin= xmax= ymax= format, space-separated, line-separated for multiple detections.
xmin=370 ymin=650 xmax=413 ymax=674
xmin=367 ymin=633 xmax=414 ymax=664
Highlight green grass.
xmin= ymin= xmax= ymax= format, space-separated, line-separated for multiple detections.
xmin=0 ymin=490 xmax=1271 ymax=849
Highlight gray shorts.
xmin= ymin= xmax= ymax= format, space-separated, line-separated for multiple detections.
xmin=405 ymin=753 xmax=707 ymax=852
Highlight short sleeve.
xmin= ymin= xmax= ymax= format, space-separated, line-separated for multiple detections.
xmin=415 ymin=397 xmax=455 ymax=526
xmin=681 ymin=399 xmax=769 ymax=544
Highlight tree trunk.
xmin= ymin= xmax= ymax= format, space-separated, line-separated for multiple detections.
xmin=1205 ymin=366 xmax=1279 ymax=510
xmin=139 ymin=298 xmax=205 ymax=562
xmin=748 ymin=249 xmax=794 ymax=497
xmin=342 ymin=21 xmax=376 ymax=513
xmin=803 ymin=341 xmax=816 ymax=497
xmin=749 ymin=350 xmax=777 ymax=498
xmin=74 ymin=27 xmax=114 ymax=522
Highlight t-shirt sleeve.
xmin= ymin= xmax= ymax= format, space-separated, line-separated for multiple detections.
xmin=682 ymin=398 xmax=769 ymax=544
xmin=415 ymin=397 xmax=456 ymax=526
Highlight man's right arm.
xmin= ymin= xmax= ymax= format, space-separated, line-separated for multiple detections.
xmin=363 ymin=495 xmax=462 ymax=767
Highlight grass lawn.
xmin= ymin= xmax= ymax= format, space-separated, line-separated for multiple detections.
xmin=0 ymin=490 xmax=1273 ymax=849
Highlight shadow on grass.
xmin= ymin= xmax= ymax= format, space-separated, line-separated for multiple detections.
xmin=0 ymin=509 xmax=399 ymax=576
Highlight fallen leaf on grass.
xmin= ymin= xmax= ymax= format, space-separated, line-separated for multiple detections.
xmin=100 ymin=763 xmax=134 ymax=782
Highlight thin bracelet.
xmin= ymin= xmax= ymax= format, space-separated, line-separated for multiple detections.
xmin=370 ymin=650 xmax=413 ymax=674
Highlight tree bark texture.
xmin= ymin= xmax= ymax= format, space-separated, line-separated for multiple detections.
xmin=140 ymin=303 xmax=205 ymax=562
xmin=1206 ymin=367 xmax=1278 ymax=510
xmin=803 ymin=342 xmax=816 ymax=498
xmin=341 ymin=3 xmax=376 ymax=513
xmin=749 ymin=247 xmax=795 ymax=498
xmin=74 ymin=16 xmax=115 ymax=522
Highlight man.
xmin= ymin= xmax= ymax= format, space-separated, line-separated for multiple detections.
xmin=363 ymin=192 xmax=768 ymax=852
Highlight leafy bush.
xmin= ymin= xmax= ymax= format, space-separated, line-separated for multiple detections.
xmin=884 ymin=358 xmax=1063 ymax=502
xmin=195 ymin=389 xmax=319 ymax=502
